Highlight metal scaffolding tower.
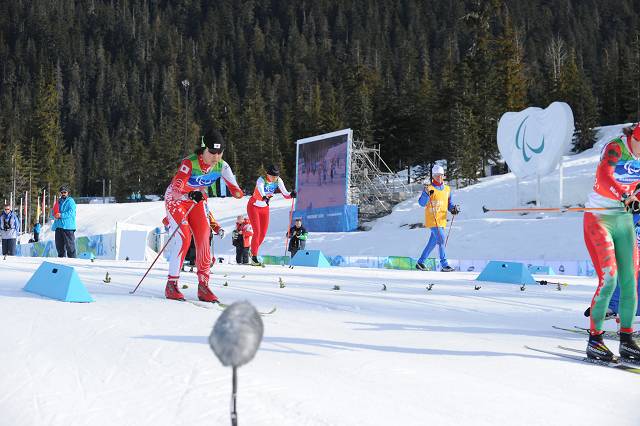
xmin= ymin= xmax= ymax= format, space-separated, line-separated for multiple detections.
xmin=349 ymin=140 xmax=411 ymax=222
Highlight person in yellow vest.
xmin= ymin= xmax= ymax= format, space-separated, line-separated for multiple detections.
xmin=416 ymin=164 xmax=460 ymax=271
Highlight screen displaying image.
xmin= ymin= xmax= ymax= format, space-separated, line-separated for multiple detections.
xmin=296 ymin=133 xmax=349 ymax=210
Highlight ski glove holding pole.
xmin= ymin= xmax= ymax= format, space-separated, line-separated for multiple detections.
xmin=262 ymin=196 xmax=270 ymax=206
xmin=622 ymin=193 xmax=640 ymax=213
xmin=188 ymin=190 xmax=204 ymax=203
xmin=628 ymin=201 xmax=640 ymax=213
xmin=450 ymin=205 xmax=461 ymax=215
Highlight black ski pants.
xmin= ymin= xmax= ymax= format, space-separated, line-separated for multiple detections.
xmin=2 ymin=238 xmax=16 ymax=256
xmin=236 ymin=245 xmax=249 ymax=264
xmin=55 ymin=228 xmax=76 ymax=258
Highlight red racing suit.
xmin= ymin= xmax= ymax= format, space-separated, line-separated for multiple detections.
xmin=165 ymin=153 xmax=242 ymax=285
xmin=246 ymin=176 xmax=292 ymax=256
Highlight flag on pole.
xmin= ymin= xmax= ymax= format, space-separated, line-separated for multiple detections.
xmin=42 ymin=190 xmax=46 ymax=227
xmin=36 ymin=197 xmax=41 ymax=224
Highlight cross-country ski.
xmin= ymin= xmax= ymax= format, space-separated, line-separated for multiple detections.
xmin=524 ymin=346 xmax=640 ymax=375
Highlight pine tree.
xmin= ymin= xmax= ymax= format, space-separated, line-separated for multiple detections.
xmin=320 ymin=81 xmax=344 ymax=133
xmin=33 ymin=69 xmax=65 ymax=190
xmin=415 ymin=61 xmax=440 ymax=165
xmin=560 ymin=51 xmax=597 ymax=152
xmin=632 ymin=30 xmax=640 ymax=122
xmin=239 ymin=64 xmax=269 ymax=184
xmin=495 ymin=11 xmax=527 ymax=112
xmin=344 ymin=64 xmax=378 ymax=143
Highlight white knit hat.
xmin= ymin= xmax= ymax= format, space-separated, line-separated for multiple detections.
xmin=432 ymin=164 xmax=445 ymax=175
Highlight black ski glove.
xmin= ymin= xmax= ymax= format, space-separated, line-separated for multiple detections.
xmin=262 ymin=196 xmax=270 ymax=205
xmin=451 ymin=205 xmax=461 ymax=215
xmin=290 ymin=190 xmax=297 ymax=198
xmin=622 ymin=193 xmax=640 ymax=213
xmin=188 ymin=190 xmax=204 ymax=203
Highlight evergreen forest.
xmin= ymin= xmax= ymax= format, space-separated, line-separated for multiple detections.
xmin=1 ymin=0 xmax=639 ymax=210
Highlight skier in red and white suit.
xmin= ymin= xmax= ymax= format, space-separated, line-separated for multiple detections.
xmin=164 ymin=128 xmax=243 ymax=302
xmin=246 ymin=164 xmax=296 ymax=264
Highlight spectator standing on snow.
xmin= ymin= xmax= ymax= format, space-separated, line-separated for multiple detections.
xmin=246 ymin=164 xmax=295 ymax=265
xmin=51 ymin=186 xmax=77 ymax=258
xmin=163 ymin=126 xmax=243 ymax=302
xmin=582 ymin=124 xmax=640 ymax=362
xmin=32 ymin=222 xmax=41 ymax=242
xmin=232 ymin=215 xmax=253 ymax=264
xmin=415 ymin=164 xmax=459 ymax=272
xmin=287 ymin=218 xmax=308 ymax=259
xmin=0 ymin=204 xmax=20 ymax=256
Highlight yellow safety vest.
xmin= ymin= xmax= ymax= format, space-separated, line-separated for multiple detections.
xmin=424 ymin=184 xmax=450 ymax=228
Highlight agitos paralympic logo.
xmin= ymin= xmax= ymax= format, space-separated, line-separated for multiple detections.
xmin=189 ymin=173 xmax=219 ymax=187
xmin=613 ymin=160 xmax=640 ymax=184
xmin=514 ymin=116 xmax=545 ymax=162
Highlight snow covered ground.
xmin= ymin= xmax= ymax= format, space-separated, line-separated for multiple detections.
xmin=2 ymin=258 xmax=639 ymax=426
xmin=2 ymin=124 xmax=640 ymax=426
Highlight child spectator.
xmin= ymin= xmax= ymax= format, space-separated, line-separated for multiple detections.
xmin=232 ymin=215 xmax=252 ymax=264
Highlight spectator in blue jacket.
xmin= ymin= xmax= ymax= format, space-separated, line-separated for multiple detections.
xmin=0 ymin=204 xmax=21 ymax=255
xmin=30 ymin=222 xmax=41 ymax=243
xmin=51 ymin=185 xmax=77 ymax=258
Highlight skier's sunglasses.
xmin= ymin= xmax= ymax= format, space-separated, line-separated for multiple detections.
xmin=207 ymin=148 xmax=223 ymax=155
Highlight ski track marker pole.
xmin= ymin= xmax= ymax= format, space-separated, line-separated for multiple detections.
xmin=130 ymin=201 xmax=197 ymax=294
xmin=482 ymin=205 xmax=623 ymax=214
xmin=284 ymin=197 xmax=295 ymax=265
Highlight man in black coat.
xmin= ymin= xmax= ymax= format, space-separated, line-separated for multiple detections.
xmin=287 ymin=218 xmax=308 ymax=259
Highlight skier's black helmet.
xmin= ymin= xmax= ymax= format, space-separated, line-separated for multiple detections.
xmin=59 ymin=185 xmax=70 ymax=193
xmin=203 ymin=128 xmax=225 ymax=154
xmin=266 ymin=164 xmax=280 ymax=177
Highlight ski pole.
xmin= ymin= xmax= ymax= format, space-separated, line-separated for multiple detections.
xmin=482 ymin=205 xmax=624 ymax=214
xmin=130 ymin=201 xmax=197 ymax=294
xmin=283 ymin=197 xmax=295 ymax=264
xmin=445 ymin=212 xmax=455 ymax=248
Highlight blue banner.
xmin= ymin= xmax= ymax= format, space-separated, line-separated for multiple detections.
xmin=293 ymin=205 xmax=358 ymax=232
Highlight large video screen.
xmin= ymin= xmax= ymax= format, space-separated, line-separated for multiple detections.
xmin=295 ymin=129 xmax=351 ymax=210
